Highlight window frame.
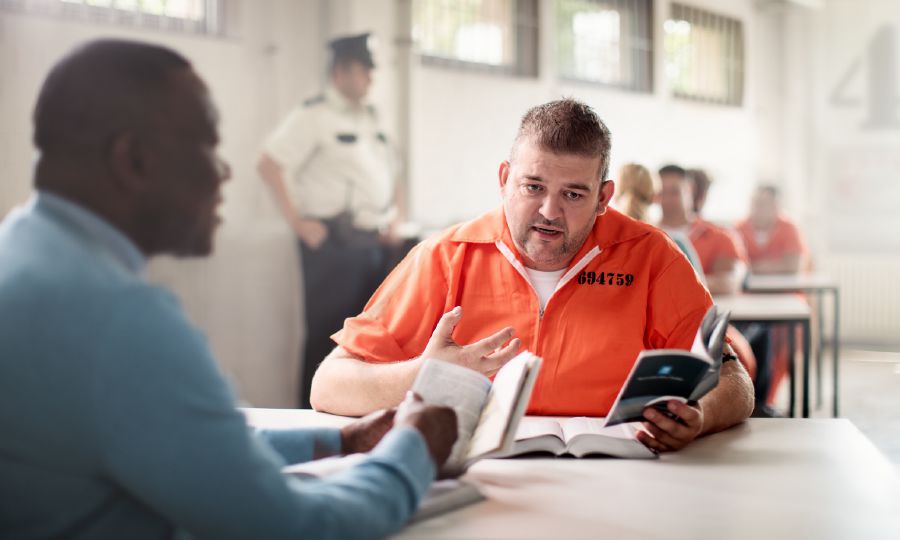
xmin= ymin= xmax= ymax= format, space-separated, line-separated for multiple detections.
xmin=413 ymin=0 xmax=539 ymax=78
xmin=664 ymin=3 xmax=745 ymax=107
xmin=556 ymin=0 xmax=654 ymax=94
xmin=0 ymin=0 xmax=227 ymax=37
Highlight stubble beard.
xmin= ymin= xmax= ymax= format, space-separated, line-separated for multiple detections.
xmin=516 ymin=219 xmax=594 ymax=269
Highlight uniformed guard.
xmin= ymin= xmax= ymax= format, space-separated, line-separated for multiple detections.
xmin=258 ymin=32 xmax=400 ymax=408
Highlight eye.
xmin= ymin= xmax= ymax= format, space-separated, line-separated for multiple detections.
xmin=523 ymin=183 xmax=543 ymax=194
xmin=564 ymin=191 xmax=584 ymax=201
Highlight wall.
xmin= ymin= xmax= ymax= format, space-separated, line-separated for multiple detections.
xmin=0 ymin=0 xmax=325 ymax=222
xmin=0 ymin=0 xmax=329 ymax=405
xmin=804 ymin=0 xmax=900 ymax=344
xmin=404 ymin=0 xmax=780 ymax=229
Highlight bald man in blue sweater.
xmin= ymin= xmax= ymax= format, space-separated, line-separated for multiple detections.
xmin=0 ymin=40 xmax=456 ymax=540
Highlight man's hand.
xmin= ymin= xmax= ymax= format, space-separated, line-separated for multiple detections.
xmin=636 ymin=400 xmax=704 ymax=452
xmin=293 ymin=217 xmax=328 ymax=249
xmin=420 ymin=307 xmax=522 ymax=378
xmin=339 ymin=408 xmax=396 ymax=454
xmin=394 ymin=393 xmax=458 ymax=470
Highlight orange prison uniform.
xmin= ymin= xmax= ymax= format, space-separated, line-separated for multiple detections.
xmin=735 ymin=214 xmax=807 ymax=268
xmin=736 ymin=213 xmax=808 ymax=403
xmin=689 ymin=219 xmax=747 ymax=275
xmin=333 ymin=207 xmax=713 ymax=416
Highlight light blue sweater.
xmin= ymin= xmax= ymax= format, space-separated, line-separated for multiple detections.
xmin=0 ymin=192 xmax=434 ymax=539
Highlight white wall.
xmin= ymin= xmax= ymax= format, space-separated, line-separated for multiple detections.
xmin=0 ymin=0 xmax=325 ymax=223
xmin=803 ymin=0 xmax=900 ymax=344
xmin=404 ymin=0 xmax=779 ymax=229
xmin=0 ymin=0 xmax=330 ymax=405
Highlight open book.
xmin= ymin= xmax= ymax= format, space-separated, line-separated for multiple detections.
xmin=495 ymin=416 xmax=656 ymax=459
xmin=284 ymin=454 xmax=484 ymax=523
xmin=411 ymin=352 xmax=542 ymax=473
xmin=604 ymin=305 xmax=731 ymax=427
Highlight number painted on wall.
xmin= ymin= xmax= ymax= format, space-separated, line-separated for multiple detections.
xmin=830 ymin=24 xmax=900 ymax=130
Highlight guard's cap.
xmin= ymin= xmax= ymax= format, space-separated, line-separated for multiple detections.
xmin=329 ymin=32 xmax=375 ymax=69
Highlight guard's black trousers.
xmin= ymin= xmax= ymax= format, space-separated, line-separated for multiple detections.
xmin=297 ymin=217 xmax=415 ymax=408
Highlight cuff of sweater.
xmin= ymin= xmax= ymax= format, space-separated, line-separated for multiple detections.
xmin=368 ymin=427 xmax=436 ymax=502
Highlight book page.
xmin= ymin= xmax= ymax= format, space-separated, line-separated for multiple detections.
xmin=513 ymin=416 xmax=565 ymax=441
xmin=284 ymin=457 xmax=485 ymax=523
xmin=561 ymin=416 xmax=639 ymax=443
xmin=466 ymin=353 xmax=539 ymax=460
xmin=411 ymin=359 xmax=492 ymax=470
xmin=689 ymin=307 xmax=731 ymax=401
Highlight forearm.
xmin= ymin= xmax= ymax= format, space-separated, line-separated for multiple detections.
xmin=258 ymin=154 xmax=303 ymax=224
xmin=311 ymin=347 xmax=423 ymax=416
xmin=255 ymin=427 xmax=342 ymax=464
xmin=698 ymin=360 xmax=754 ymax=435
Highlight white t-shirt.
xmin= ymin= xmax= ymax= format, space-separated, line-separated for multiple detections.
xmin=524 ymin=268 xmax=566 ymax=311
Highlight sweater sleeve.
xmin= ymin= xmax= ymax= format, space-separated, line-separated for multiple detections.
xmin=91 ymin=285 xmax=434 ymax=540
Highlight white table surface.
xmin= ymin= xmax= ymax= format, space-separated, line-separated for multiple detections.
xmin=245 ymin=409 xmax=900 ymax=540
xmin=714 ymin=293 xmax=812 ymax=321
xmin=745 ymin=272 xmax=838 ymax=292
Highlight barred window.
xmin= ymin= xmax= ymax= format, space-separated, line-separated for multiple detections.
xmin=664 ymin=3 xmax=744 ymax=106
xmin=557 ymin=0 xmax=653 ymax=93
xmin=0 ymin=0 xmax=225 ymax=36
xmin=412 ymin=0 xmax=539 ymax=77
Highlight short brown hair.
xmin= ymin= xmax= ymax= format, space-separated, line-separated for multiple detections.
xmin=511 ymin=98 xmax=612 ymax=180
xmin=686 ymin=168 xmax=712 ymax=213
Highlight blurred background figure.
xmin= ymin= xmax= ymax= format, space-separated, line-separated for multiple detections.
xmin=737 ymin=184 xmax=811 ymax=413
xmin=658 ymin=165 xmax=747 ymax=295
xmin=615 ymin=162 xmax=757 ymax=386
xmin=258 ymin=32 xmax=405 ymax=408
xmin=655 ymin=164 xmax=704 ymax=275
xmin=737 ymin=185 xmax=809 ymax=275
xmin=614 ymin=162 xmax=656 ymax=223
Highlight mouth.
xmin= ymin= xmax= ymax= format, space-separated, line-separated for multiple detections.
xmin=531 ymin=225 xmax=563 ymax=239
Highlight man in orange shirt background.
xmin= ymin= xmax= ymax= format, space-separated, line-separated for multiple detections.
xmin=736 ymin=185 xmax=810 ymax=410
xmin=736 ymin=185 xmax=809 ymax=274
xmin=657 ymin=165 xmax=747 ymax=295
xmin=311 ymin=99 xmax=754 ymax=452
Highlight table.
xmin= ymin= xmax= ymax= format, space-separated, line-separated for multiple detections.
xmin=245 ymin=409 xmax=900 ymax=540
xmin=713 ymin=294 xmax=812 ymax=417
xmin=744 ymin=273 xmax=841 ymax=416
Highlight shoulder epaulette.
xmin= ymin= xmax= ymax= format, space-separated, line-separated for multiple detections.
xmin=303 ymin=95 xmax=325 ymax=107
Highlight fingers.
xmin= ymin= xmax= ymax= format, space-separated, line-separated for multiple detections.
xmin=395 ymin=391 xmax=424 ymax=421
xmin=635 ymin=430 xmax=668 ymax=453
xmin=481 ymin=338 xmax=522 ymax=377
xmin=469 ymin=326 xmax=515 ymax=357
xmin=640 ymin=401 xmax=702 ymax=452
xmin=640 ymin=421 xmax=682 ymax=451
xmin=430 ymin=307 xmax=463 ymax=344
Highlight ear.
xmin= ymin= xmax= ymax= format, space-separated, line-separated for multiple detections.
xmin=108 ymin=132 xmax=147 ymax=193
xmin=498 ymin=160 xmax=511 ymax=190
xmin=597 ymin=180 xmax=616 ymax=215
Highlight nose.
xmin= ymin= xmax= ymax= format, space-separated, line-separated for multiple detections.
xmin=217 ymin=155 xmax=232 ymax=183
xmin=537 ymin=192 xmax=563 ymax=222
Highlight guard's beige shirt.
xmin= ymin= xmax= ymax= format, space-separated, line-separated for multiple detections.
xmin=263 ymin=87 xmax=395 ymax=230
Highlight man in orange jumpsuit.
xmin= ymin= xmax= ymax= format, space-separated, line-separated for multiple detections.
xmin=737 ymin=185 xmax=810 ymax=407
xmin=737 ymin=185 xmax=809 ymax=274
xmin=312 ymin=99 xmax=754 ymax=452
